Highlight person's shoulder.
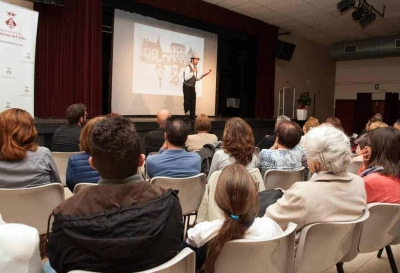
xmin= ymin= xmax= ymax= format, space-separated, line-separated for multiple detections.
xmin=29 ymin=146 xmax=51 ymax=157
xmin=363 ymin=172 xmax=392 ymax=184
xmin=69 ymin=152 xmax=90 ymax=163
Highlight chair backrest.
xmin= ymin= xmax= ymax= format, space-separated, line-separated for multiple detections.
xmin=68 ymin=248 xmax=196 ymax=273
xmin=52 ymin=152 xmax=82 ymax=186
xmin=215 ymin=222 xmax=297 ymax=273
xmin=0 ymin=184 xmax=65 ymax=234
xmin=73 ymin=183 xmax=97 ymax=194
xmin=347 ymin=160 xmax=362 ymax=175
xmin=263 ymin=167 xmax=305 ymax=191
xmin=150 ymin=174 xmax=206 ymax=215
xmin=254 ymin=147 xmax=260 ymax=157
xmin=293 ymin=209 xmax=370 ymax=273
xmin=359 ymin=203 xmax=400 ymax=253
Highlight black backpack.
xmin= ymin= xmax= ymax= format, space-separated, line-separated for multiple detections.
xmin=195 ymin=143 xmax=219 ymax=175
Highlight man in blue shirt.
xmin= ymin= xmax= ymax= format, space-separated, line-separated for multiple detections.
xmin=146 ymin=117 xmax=201 ymax=178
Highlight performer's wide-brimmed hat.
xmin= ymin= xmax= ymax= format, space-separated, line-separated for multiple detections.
xmin=190 ymin=52 xmax=201 ymax=60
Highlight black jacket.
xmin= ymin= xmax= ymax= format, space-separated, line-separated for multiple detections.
xmin=47 ymin=182 xmax=183 ymax=273
xmin=52 ymin=124 xmax=82 ymax=152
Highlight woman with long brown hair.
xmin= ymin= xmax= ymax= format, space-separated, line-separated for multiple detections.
xmin=207 ymin=117 xmax=258 ymax=179
xmin=0 ymin=108 xmax=60 ymax=188
xmin=186 ymin=164 xmax=283 ymax=272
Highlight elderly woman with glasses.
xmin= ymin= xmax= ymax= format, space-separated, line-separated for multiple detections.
xmin=359 ymin=127 xmax=400 ymax=204
xmin=264 ymin=125 xmax=367 ymax=231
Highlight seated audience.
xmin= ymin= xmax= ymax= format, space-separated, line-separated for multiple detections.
xmin=325 ymin=116 xmax=344 ymax=131
xmin=299 ymin=116 xmax=319 ymax=147
xmin=0 ymin=108 xmax=60 ymax=188
xmin=259 ymin=121 xmax=306 ymax=176
xmin=354 ymin=120 xmax=388 ymax=161
xmin=185 ymin=114 xmax=218 ymax=151
xmin=185 ymin=164 xmax=283 ymax=271
xmin=257 ymin=115 xmax=290 ymax=150
xmin=66 ymin=116 xmax=103 ymax=192
xmin=394 ymin=119 xmax=400 ymax=130
xmin=52 ymin=103 xmax=87 ymax=152
xmin=46 ymin=116 xmax=183 ymax=273
xmin=359 ymin=127 xmax=400 ymax=203
xmin=207 ymin=117 xmax=258 ymax=179
xmin=146 ymin=117 xmax=201 ymax=178
xmin=144 ymin=108 xmax=171 ymax=156
xmin=265 ymin=125 xmax=367 ymax=230
xmin=0 ymin=215 xmax=43 ymax=273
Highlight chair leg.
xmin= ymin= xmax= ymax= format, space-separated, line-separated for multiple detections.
xmin=336 ymin=262 xmax=344 ymax=273
xmin=377 ymin=248 xmax=384 ymax=258
xmin=385 ymin=245 xmax=398 ymax=273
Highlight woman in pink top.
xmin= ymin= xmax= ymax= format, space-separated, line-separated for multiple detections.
xmin=359 ymin=127 xmax=400 ymax=203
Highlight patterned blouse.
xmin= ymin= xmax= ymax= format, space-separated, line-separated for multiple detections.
xmin=258 ymin=145 xmax=307 ymax=176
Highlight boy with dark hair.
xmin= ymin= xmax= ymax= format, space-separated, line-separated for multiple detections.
xmin=47 ymin=116 xmax=183 ymax=273
xmin=52 ymin=103 xmax=87 ymax=152
xmin=146 ymin=117 xmax=201 ymax=178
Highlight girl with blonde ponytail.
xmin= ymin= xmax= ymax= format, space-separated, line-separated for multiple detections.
xmin=185 ymin=164 xmax=283 ymax=272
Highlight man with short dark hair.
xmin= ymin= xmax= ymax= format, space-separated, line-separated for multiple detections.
xmin=47 ymin=116 xmax=183 ymax=273
xmin=52 ymin=103 xmax=87 ymax=152
xmin=146 ymin=117 xmax=201 ymax=178
xmin=144 ymin=108 xmax=171 ymax=156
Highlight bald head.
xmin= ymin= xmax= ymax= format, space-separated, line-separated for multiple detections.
xmin=156 ymin=108 xmax=171 ymax=128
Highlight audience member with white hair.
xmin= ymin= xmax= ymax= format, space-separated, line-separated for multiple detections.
xmin=265 ymin=125 xmax=367 ymax=230
xmin=257 ymin=115 xmax=291 ymax=150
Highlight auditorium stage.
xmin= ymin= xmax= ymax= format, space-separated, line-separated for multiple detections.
xmin=34 ymin=117 xmax=276 ymax=153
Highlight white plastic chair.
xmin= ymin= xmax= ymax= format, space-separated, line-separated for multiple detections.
xmin=73 ymin=183 xmax=97 ymax=194
xmin=293 ymin=209 xmax=370 ymax=273
xmin=215 ymin=222 xmax=297 ymax=273
xmin=150 ymin=174 xmax=206 ymax=234
xmin=254 ymin=147 xmax=260 ymax=157
xmin=357 ymin=203 xmax=400 ymax=273
xmin=263 ymin=167 xmax=305 ymax=190
xmin=68 ymin=248 xmax=195 ymax=273
xmin=347 ymin=160 xmax=362 ymax=175
xmin=197 ymin=168 xmax=265 ymax=223
xmin=0 ymin=183 xmax=65 ymax=234
xmin=52 ymin=152 xmax=82 ymax=186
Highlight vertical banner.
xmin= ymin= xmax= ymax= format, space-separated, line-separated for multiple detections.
xmin=0 ymin=1 xmax=38 ymax=116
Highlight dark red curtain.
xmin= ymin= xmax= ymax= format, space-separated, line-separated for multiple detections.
xmin=34 ymin=0 xmax=102 ymax=118
xmin=131 ymin=0 xmax=278 ymax=119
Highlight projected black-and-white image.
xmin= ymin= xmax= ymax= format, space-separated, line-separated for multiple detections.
xmin=133 ymin=23 xmax=204 ymax=96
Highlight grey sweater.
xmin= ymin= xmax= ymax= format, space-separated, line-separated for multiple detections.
xmin=0 ymin=147 xmax=61 ymax=189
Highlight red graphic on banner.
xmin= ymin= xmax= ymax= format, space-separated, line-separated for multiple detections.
xmin=5 ymin=11 xmax=17 ymax=29
xmin=5 ymin=18 xmax=16 ymax=29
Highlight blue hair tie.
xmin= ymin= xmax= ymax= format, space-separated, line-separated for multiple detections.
xmin=230 ymin=214 xmax=239 ymax=220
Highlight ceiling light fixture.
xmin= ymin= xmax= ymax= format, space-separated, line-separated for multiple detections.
xmin=359 ymin=12 xmax=377 ymax=27
xmin=337 ymin=0 xmax=356 ymax=12
xmin=337 ymin=0 xmax=385 ymax=27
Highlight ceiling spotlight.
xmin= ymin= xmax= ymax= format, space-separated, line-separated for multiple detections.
xmin=337 ymin=0 xmax=356 ymax=12
xmin=352 ymin=5 xmax=368 ymax=20
xmin=360 ymin=12 xmax=376 ymax=27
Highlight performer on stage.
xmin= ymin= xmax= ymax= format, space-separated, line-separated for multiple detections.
xmin=183 ymin=53 xmax=211 ymax=119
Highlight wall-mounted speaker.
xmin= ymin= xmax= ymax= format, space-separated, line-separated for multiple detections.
xmin=275 ymin=39 xmax=296 ymax=61
xmin=33 ymin=0 xmax=65 ymax=6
